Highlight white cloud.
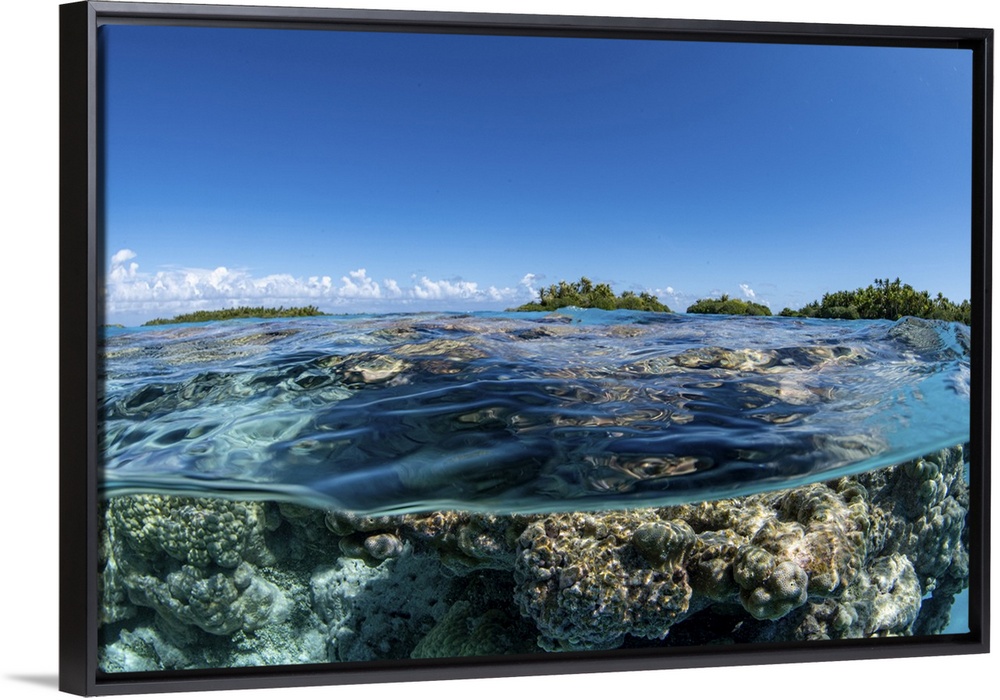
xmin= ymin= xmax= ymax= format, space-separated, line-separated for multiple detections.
xmin=307 ymin=275 xmax=333 ymax=291
xmin=411 ymin=276 xmax=480 ymax=300
xmin=110 ymin=249 xmax=137 ymax=266
xmin=383 ymin=278 xmax=402 ymax=297
xmin=104 ymin=251 xmax=536 ymax=322
xmin=338 ymin=268 xmax=382 ymax=298
xmin=740 ymin=283 xmax=757 ymax=299
xmin=653 ymin=285 xmax=694 ymax=311
xmin=520 ymin=273 xmax=539 ymax=288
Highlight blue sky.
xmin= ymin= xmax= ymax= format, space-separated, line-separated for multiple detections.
xmin=100 ymin=24 xmax=972 ymax=325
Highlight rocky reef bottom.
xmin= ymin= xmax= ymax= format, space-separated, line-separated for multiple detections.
xmin=98 ymin=444 xmax=970 ymax=672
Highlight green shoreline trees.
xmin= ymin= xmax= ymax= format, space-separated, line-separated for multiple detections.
xmin=779 ymin=278 xmax=970 ymax=325
xmin=686 ymin=294 xmax=772 ymax=316
xmin=143 ymin=305 xmax=325 ymax=326
xmin=510 ymin=277 xmax=670 ymax=312
xmin=511 ymin=276 xmax=969 ymax=324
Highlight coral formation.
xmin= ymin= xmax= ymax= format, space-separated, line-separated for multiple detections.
xmin=125 ymin=561 xmax=288 ymax=636
xmin=107 ymin=495 xmax=279 ymax=569
xmin=99 ymin=445 xmax=970 ymax=671
xmin=513 ymin=511 xmax=695 ymax=650
xmin=411 ymin=599 xmax=537 ymax=658
xmin=311 ymin=549 xmax=454 ymax=661
xmin=102 ymin=496 xmax=290 ymax=637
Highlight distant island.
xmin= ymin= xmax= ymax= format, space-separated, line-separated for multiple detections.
xmin=687 ymin=295 xmax=772 ymax=316
xmin=510 ymin=277 xmax=670 ymax=312
xmin=509 ymin=276 xmax=969 ymax=325
xmin=135 ymin=278 xmax=970 ymax=327
xmin=779 ymin=278 xmax=970 ymax=325
xmin=143 ymin=305 xmax=326 ymax=326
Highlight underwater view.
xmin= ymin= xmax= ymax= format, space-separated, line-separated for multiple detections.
xmin=97 ymin=310 xmax=972 ymax=671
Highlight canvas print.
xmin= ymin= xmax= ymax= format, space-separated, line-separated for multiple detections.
xmin=96 ymin=23 xmax=973 ymax=673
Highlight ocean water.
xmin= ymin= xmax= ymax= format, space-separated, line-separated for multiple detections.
xmin=97 ymin=310 xmax=973 ymax=671
xmin=100 ymin=310 xmax=970 ymax=514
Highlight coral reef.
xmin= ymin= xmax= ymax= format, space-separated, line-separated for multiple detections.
xmin=99 ymin=445 xmax=970 ymax=671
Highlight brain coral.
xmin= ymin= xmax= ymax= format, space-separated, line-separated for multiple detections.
xmin=514 ymin=511 xmax=695 ymax=651
xmin=104 ymin=495 xmax=288 ymax=636
xmin=107 ymin=495 xmax=279 ymax=569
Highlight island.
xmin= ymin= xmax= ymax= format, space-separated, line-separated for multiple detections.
xmin=779 ymin=278 xmax=970 ymax=325
xmin=510 ymin=277 xmax=670 ymax=312
xmin=686 ymin=295 xmax=772 ymax=316
xmin=143 ymin=305 xmax=326 ymax=326
xmin=510 ymin=276 xmax=969 ymax=325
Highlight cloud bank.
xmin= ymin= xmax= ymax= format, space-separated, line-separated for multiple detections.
xmin=105 ymin=251 xmax=538 ymax=323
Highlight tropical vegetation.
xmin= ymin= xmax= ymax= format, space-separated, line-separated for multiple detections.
xmin=778 ymin=278 xmax=970 ymax=325
xmin=686 ymin=295 xmax=772 ymax=316
xmin=511 ymin=277 xmax=670 ymax=312
xmin=143 ymin=305 xmax=326 ymax=326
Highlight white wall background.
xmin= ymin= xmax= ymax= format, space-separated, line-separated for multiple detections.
xmin=1 ymin=1 xmax=994 ymax=698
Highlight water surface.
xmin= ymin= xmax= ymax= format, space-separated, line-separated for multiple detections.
xmin=100 ymin=310 xmax=970 ymax=514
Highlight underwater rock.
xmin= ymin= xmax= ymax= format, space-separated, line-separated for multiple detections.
xmin=743 ymin=483 xmax=868 ymax=602
xmin=863 ymin=554 xmax=924 ymax=634
xmin=320 ymin=351 xmax=410 ymax=386
xmin=98 ymin=508 xmax=136 ymax=626
xmin=310 ymin=549 xmax=454 ymax=662
xmin=99 ymin=579 xmax=327 ymax=672
xmin=856 ymin=446 xmax=970 ymax=636
xmin=411 ymin=598 xmax=538 ymax=658
xmin=124 ymin=561 xmax=290 ymax=636
xmin=273 ymin=502 xmax=341 ymax=559
xmin=99 ymin=623 xmax=205 ymax=672
xmin=404 ymin=511 xmax=528 ymax=573
xmin=363 ymin=532 xmax=405 ymax=560
xmin=685 ymin=529 xmax=744 ymax=603
xmin=506 ymin=446 xmax=965 ymax=648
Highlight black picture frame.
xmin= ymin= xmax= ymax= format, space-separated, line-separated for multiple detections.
xmin=59 ymin=1 xmax=992 ymax=696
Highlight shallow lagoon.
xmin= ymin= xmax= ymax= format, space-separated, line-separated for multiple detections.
xmin=100 ymin=310 xmax=970 ymax=513
xmin=97 ymin=311 xmax=971 ymax=671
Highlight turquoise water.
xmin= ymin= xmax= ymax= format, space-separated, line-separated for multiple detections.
xmin=944 ymin=589 xmax=970 ymax=634
xmin=100 ymin=310 xmax=970 ymax=514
